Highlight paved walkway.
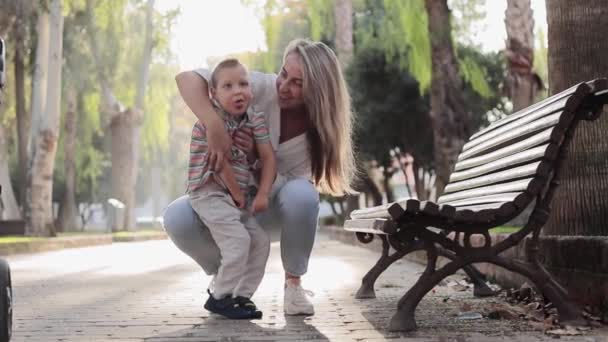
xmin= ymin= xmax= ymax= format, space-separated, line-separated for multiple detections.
xmin=5 ymin=229 xmax=607 ymax=341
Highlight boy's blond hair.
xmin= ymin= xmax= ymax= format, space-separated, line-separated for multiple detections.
xmin=210 ymin=58 xmax=246 ymax=88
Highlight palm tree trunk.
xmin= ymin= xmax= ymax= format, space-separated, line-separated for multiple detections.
xmin=425 ymin=0 xmax=470 ymax=196
xmin=544 ymin=0 xmax=608 ymax=235
xmin=505 ymin=0 xmax=540 ymax=112
xmin=57 ymin=90 xmax=80 ymax=232
xmin=334 ymin=0 xmax=353 ymax=66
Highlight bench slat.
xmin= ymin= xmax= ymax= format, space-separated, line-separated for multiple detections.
xmin=438 ymin=178 xmax=542 ymax=204
xmin=449 ymin=146 xmax=556 ymax=184
xmin=454 ymin=127 xmax=556 ymax=171
xmin=462 ymin=97 xmax=569 ymax=152
xmin=441 ymin=192 xmax=527 ymax=207
xmin=446 ymin=159 xmax=553 ymax=193
xmin=469 ymin=82 xmax=583 ymax=140
xmin=458 ymin=112 xmax=566 ymax=161
xmin=350 ymin=199 xmax=414 ymax=220
xmin=344 ymin=218 xmax=396 ymax=234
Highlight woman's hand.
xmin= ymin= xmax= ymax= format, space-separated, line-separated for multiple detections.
xmin=206 ymin=116 xmax=232 ymax=172
xmin=234 ymin=127 xmax=257 ymax=164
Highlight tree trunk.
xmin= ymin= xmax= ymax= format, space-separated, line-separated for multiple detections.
xmin=26 ymin=6 xmax=51 ymax=236
xmin=110 ymin=109 xmax=138 ymax=231
xmin=425 ymin=0 xmax=470 ymax=196
xmin=0 ymin=114 xmax=21 ymax=220
xmin=544 ymin=0 xmax=608 ymax=236
xmin=505 ymin=0 xmax=540 ymax=112
xmin=57 ymin=90 xmax=81 ymax=232
xmin=120 ymin=0 xmax=154 ymax=230
xmin=334 ymin=0 xmax=353 ymax=66
xmin=14 ymin=26 xmax=29 ymax=211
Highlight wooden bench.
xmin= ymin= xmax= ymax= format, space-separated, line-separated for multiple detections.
xmin=344 ymin=78 xmax=608 ymax=331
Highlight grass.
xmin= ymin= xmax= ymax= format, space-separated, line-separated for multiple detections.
xmin=0 ymin=236 xmax=45 ymax=244
xmin=111 ymin=229 xmax=165 ymax=238
xmin=0 ymin=229 xmax=165 ymax=244
xmin=489 ymin=226 xmax=520 ymax=234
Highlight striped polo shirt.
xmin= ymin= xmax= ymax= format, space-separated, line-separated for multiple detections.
xmin=187 ymin=103 xmax=270 ymax=193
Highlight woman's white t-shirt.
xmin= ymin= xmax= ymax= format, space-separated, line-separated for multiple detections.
xmin=194 ymin=68 xmax=311 ymax=180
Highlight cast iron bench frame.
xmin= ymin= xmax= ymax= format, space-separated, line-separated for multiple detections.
xmin=344 ymin=78 xmax=608 ymax=331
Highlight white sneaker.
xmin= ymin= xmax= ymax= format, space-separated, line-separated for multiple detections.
xmin=284 ymin=283 xmax=315 ymax=316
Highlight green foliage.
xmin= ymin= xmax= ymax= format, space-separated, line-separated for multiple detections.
xmin=458 ymin=54 xmax=492 ymax=99
xmin=347 ymin=45 xmax=432 ymax=169
xmin=449 ymin=0 xmax=486 ymax=48
xmin=347 ymin=44 xmax=507 ymax=171
xmin=533 ymin=27 xmax=548 ymax=99
xmin=353 ymin=0 xmax=492 ymax=98
xmin=242 ymin=0 xmax=312 ymax=73
xmin=380 ymin=0 xmax=431 ymax=93
xmin=456 ymin=46 xmax=508 ymax=131
xmin=141 ymin=63 xmax=176 ymax=160
xmin=306 ymin=0 xmax=333 ymax=41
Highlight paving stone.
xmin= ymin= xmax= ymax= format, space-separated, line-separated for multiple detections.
xmin=4 ymin=229 xmax=608 ymax=341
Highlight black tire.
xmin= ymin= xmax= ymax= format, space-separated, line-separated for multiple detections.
xmin=0 ymin=259 xmax=12 ymax=342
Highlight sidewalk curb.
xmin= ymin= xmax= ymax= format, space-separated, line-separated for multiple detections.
xmin=0 ymin=231 xmax=168 ymax=256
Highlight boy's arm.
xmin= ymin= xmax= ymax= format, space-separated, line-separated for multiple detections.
xmin=255 ymin=142 xmax=277 ymax=197
xmin=217 ymin=159 xmax=245 ymax=208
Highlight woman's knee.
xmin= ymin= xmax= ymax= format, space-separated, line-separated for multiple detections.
xmin=276 ymin=179 xmax=320 ymax=213
xmin=162 ymin=195 xmax=201 ymax=239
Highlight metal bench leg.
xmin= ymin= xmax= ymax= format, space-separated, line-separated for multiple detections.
xmin=388 ymin=243 xmax=462 ymax=332
xmin=436 ymin=248 xmax=495 ymax=297
xmin=356 ymin=235 xmax=406 ymax=299
xmin=491 ymin=256 xmax=584 ymax=325
xmin=463 ymin=265 xmax=495 ymax=297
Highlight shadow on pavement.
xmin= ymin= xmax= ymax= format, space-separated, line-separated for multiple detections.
xmin=146 ymin=314 xmax=330 ymax=341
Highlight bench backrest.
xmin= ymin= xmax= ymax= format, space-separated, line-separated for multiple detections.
xmin=436 ymin=78 xmax=608 ymax=226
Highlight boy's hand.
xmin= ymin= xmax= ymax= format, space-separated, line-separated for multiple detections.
xmin=250 ymin=194 xmax=269 ymax=214
xmin=231 ymin=190 xmax=246 ymax=209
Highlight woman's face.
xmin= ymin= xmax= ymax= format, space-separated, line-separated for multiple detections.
xmin=276 ymin=53 xmax=305 ymax=110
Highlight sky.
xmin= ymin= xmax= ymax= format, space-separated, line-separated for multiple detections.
xmin=156 ymin=0 xmax=547 ymax=70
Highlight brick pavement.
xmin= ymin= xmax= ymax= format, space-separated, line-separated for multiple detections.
xmin=4 ymin=229 xmax=607 ymax=341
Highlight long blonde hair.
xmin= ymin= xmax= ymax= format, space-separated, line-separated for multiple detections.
xmin=283 ymin=39 xmax=356 ymax=196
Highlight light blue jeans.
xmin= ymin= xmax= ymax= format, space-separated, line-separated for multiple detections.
xmin=162 ymin=178 xmax=320 ymax=277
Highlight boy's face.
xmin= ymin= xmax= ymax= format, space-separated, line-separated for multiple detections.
xmin=211 ymin=64 xmax=252 ymax=116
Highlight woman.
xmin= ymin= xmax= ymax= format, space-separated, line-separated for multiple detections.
xmin=164 ymin=39 xmax=355 ymax=316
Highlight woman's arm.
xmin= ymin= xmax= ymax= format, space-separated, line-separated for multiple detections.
xmin=255 ymin=142 xmax=276 ymax=198
xmin=250 ymin=142 xmax=276 ymax=214
xmin=175 ymin=71 xmax=230 ymax=171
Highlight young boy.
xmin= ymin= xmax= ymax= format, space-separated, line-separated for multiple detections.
xmin=187 ymin=58 xmax=276 ymax=319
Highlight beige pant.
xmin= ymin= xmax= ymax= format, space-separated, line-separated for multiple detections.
xmin=189 ymin=183 xmax=270 ymax=299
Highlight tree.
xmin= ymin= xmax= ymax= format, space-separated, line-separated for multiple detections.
xmin=85 ymin=0 xmax=156 ymax=230
xmin=424 ymin=0 xmax=470 ymax=195
xmin=333 ymin=0 xmax=353 ymax=65
xmin=544 ymin=1 xmax=608 ymax=236
xmin=0 ymin=0 xmax=33 ymax=219
xmin=504 ymin=0 xmax=542 ymax=112
xmin=56 ymin=89 xmax=81 ymax=231
xmin=0 ymin=72 xmax=21 ymax=220
xmin=27 ymin=3 xmax=51 ymax=234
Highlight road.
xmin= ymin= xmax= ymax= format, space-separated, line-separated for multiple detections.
xmin=4 ymin=230 xmax=606 ymax=341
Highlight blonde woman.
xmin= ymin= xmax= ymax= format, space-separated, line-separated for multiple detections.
xmin=164 ymin=39 xmax=355 ymax=316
